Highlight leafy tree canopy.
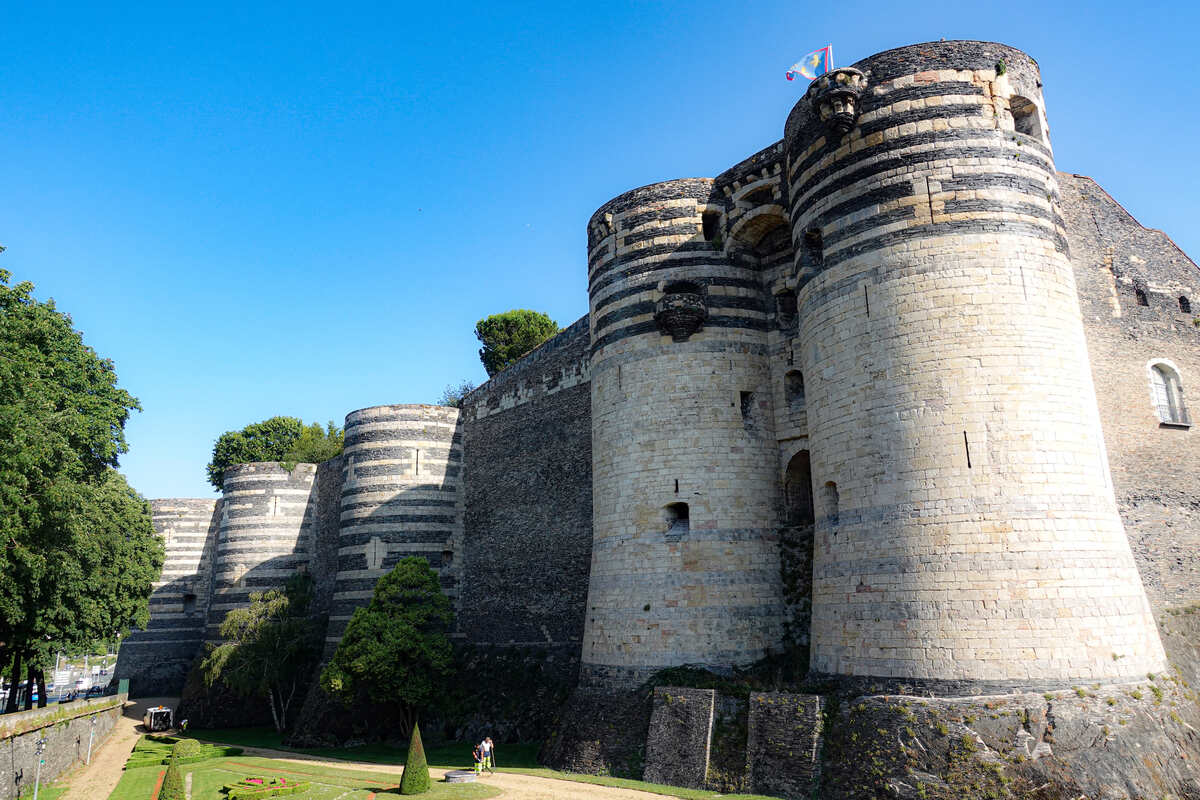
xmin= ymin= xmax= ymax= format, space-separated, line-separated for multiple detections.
xmin=200 ymin=573 xmax=319 ymax=732
xmin=437 ymin=380 xmax=476 ymax=408
xmin=207 ymin=417 xmax=344 ymax=489
xmin=474 ymin=309 xmax=559 ymax=377
xmin=320 ymin=557 xmax=453 ymax=734
xmin=0 ymin=268 xmax=159 ymax=709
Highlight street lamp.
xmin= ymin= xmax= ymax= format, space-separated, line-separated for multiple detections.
xmin=33 ymin=736 xmax=46 ymax=800
xmin=86 ymin=716 xmax=97 ymax=765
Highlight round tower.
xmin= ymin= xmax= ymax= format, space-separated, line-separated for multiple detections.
xmin=207 ymin=462 xmax=316 ymax=638
xmin=784 ymin=41 xmax=1165 ymax=685
xmin=327 ymin=404 xmax=462 ymax=653
xmin=582 ymin=178 xmax=786 ymax=687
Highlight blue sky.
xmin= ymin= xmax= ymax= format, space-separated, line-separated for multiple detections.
xmin=3 ymin=0 xmax=1197 ymax=498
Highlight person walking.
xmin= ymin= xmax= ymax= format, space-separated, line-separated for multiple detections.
xmin=472 ymin=743 xmax=483 ymax=776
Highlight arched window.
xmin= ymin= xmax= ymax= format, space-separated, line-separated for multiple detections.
xmin=1180 ymin=296 xmax=1192 ymax=314
xmin=1135 ymin=288 xmax=1149 ymax=307
xmin=785 ymin=370 xmax=805 ymax=412
xmin=1149 ymin=362 xmax=1191 ymax=427
xmin=784 ymin=451 xmax=814 ymax=526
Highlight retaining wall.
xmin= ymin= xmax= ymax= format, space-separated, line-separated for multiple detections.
xmin=0 ymin=696 xmax=125 ymax=800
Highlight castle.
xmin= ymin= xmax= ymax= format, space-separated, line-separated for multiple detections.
xmin=117 ymin=40 xmax=1200 ymax=743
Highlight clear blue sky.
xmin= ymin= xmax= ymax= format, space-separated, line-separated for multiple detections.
xmin=3 ymin=0 xmax=1197 ymax=499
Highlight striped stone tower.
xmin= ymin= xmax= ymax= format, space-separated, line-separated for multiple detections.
xmin=114 ymin=498 xmax=219 ymax=694
xmin=326 ymin=405 xmax=463 ymax=654
xmin=785 ymin=41 xmax=1166 ymax=684
xmin=206 ymin=462 xmax=316 ymax=638
xmin=580 ymin=178 xmax=787 ymax=687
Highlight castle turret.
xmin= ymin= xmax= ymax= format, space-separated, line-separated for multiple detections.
xmin=785 ymin=41 xmax=1165 ymax=685
xmin=581 ymin=178 xmax=787 ymax=687
xmin=327 ymin=405 xmax=462 ymax=653
xmin=206 ymin=462 xmax=316 ymax=638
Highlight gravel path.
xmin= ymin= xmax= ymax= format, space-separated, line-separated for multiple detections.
xmin=60 ymin=697 xmax=179 ymax=800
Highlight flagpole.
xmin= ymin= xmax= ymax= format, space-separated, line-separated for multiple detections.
xmin=828 ymin=45 xmax=834 ymax=70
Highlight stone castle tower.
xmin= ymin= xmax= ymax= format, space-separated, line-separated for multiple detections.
xmin=578 ymin=40 xmax=1166 ymax=689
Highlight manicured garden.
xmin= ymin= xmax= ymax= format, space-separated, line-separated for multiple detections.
xmin=187 ymin=728 xmax=784 ymax=800
xmin=108 ymin=737 xmax=498 ymax=800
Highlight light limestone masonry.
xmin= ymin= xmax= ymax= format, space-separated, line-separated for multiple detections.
xmin=583 ymin=179 xmax=787 ymax=687
xmin=783 ymin=43 xmax=1165 ymax=683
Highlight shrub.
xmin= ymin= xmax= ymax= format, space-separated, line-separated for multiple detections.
xmin=171 ymin=739 xmax=203 ymax=758
xmin=399 ymin=722 xmax=430 ymax=795
xmin=222 ymin=777 xmax=309 ymax=800
xmin=160 ymin=758 xmax=186 ymax=800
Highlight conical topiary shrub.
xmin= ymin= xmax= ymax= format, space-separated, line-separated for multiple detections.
xmin=159 ymin=756 xmax=186 ymax=800
xmin=398 ymin=721 xmax=430 ymax=795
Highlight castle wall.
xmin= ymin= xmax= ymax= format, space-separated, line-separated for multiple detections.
xmin=582 ymin=178 xmax=786 ymax=688
xmin=457 ymin=316 xmax=592 ymax=655
xmin=327 ymin=405 xmax=462 ymax=652
xmin=207 ymin=462 xmax=316 ymax=638
xmin=784 ymin=41 xmax=1164 ymax=685
xmin=114 ymin=498 xmax=220 ymax=697
xmin=1061 ymin=173 xmax=1200 ymax=609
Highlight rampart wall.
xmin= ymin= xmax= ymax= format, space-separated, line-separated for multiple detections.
xmin=1061 ymin=173 xmax=1200 ymax=609
xmin=457 ymin=316 xmax=593 ymax=656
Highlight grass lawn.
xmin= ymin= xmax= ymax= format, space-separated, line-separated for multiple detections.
xmin=19 ymin=783 xmax=69 ymax=800
xmin=190 ymin=728 xmax=783 ymax=800
xmin=108 ymin=744 xmax=498 ymax=800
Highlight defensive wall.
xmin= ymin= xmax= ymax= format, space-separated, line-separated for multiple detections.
xmin=0 ymin=695 xmax=126 ymax=800
xmin=115 ymin=37 xmax=1200 ymax=798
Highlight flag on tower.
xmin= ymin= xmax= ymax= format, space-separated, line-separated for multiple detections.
xmin=786 ymin=45 xmax=834 ymax=81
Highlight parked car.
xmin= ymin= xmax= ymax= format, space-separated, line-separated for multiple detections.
xmin=85 ymin=685 xmax=105 ymax=699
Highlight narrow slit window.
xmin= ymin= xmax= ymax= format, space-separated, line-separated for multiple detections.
xmin=182 ymin=594 xmax=197 ymax=615
xmin=1136 ymin=288 xmax=1149 ymax=307
xmin=702 ymin=212 xmax=720 ymax=242
xmin=804 ymin=228 xmax=824 ymax=267
xmin=822 ymin=481 xmax=839 ymax=525
xmin=785 ymin=370 xmax=805 ymax=412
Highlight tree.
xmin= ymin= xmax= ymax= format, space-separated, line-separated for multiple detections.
xmin=437 ymin=380 xmax=476 ymax=408
xmin=206 ymin=417 xmax=343 ymax=489
xmin=0 ymin=268 xmax=159 ymax=710
xmin=320 ymin=557 xmax=453 ymax=734
xmin=474 ymin=310 xmax=559 ymax=377
xmin=398 ymin=721 xmax=430 ymax=795
xmin=200 ymin=573 xmax=319 ymax=733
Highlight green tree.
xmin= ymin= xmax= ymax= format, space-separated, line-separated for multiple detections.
xmin=0 ymin=268 xmax=158 ymax=710
xmin=320 ymin=557 xmax=453 ymax=734
xmin=281 ymin=421 xmax=345 ymax=469
xmin=437 ymin=380 xmax=476 ymax=408
xmin=200 ymin=573 xmax=319 ymax=733
xmin=206 ymin=417 xmax=343 ymax=489
xmin=474 ymin=310 xmax=559 ymax=376
xmin=398 ymin=721 xmax=430 ymax=795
